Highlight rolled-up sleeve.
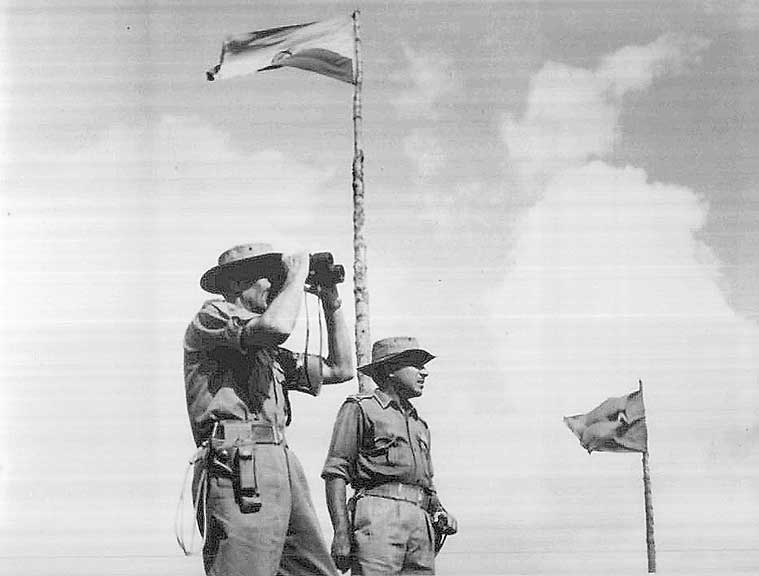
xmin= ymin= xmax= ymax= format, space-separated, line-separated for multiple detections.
xmin=321 ymin=401 xmax=362 ymax=482
xmin=185 ymin=302 xmax=248 ymax=354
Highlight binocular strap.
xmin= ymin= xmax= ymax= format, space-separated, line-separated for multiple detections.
xmin=302 ymin=291 xmax=325 ymax=409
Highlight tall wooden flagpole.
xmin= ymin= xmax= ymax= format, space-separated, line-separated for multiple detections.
xmin=352 ymin=10 xmax=371 ymax=391
xmin=640 ymin=380 xmax=656 ymax=572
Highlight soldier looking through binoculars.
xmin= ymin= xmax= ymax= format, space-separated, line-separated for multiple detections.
xmin=183 ymin=242 xmax=354 ymax=576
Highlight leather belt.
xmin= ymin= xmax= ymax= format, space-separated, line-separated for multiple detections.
xmin=217 ymin=420 xmax=283 ymax=445
xmin=361 ymin=482 xmax=432 ymax=511
xmin=207 ymin=421 xmax=283 ymax=479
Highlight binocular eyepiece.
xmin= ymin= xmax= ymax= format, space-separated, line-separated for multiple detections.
xmin=306 ymin=252 xmax=345 ymax=288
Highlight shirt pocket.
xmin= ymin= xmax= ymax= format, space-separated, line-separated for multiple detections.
xmin=364 ymin=435 xmax=397 ymax=459
xmin=364 ymin=434 xmax=413 ymax=468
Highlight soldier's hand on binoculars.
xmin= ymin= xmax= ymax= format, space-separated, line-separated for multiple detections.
xmin=304 ymin=283 xmax=341 ymax=311
xmin=321 ymin=284 xmax=343 ymax=311
xmin=318 ymin=281 xmax=338 ymax=298
xmin=282 ymin=251 xmax=309 ymax=282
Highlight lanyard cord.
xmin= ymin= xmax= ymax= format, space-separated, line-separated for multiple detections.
xmin=174 ymin=450 xmax=207 ymax=556
xmin=174 ymin=422 xmax=218 ymax=556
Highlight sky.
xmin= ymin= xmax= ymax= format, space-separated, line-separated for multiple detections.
xmin=1 ymin=1 xmax=758 ymax=574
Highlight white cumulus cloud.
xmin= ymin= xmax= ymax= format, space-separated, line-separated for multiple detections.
xmin=390 ymin=44 xmax=460 ymax=117
xmin=493 ymin=33 xmax=759 ymax=541
xmin=503 ymin=34 xmax=710 ymax=191
xmin=402 ymin=129 xmax=445 ymax=179
xmin=1 ymin=115 xmax=353 ymax=326
xmin=391 ymin=44 xmax=461 ymax=179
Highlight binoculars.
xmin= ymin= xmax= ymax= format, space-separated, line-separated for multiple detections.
xmin=306 ymin=252 xmax=345 ymax=287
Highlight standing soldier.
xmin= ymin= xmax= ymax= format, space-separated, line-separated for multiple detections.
xmin=184 ymin=242 xmax=354 ymax=576
xmin=322 ymin=337 xmax=457 ymax=575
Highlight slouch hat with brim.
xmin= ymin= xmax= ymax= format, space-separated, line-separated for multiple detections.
xmin=358 ymin=337 xmax=435 ymax=379
xmin=200 ymin=243 xmax=283 ymax=294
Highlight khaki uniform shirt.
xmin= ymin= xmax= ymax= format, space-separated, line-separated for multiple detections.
xmin=322 ymin=388 xmax=436 ymax=494
xmin=183 ymin=299 xmax=320 ymax=445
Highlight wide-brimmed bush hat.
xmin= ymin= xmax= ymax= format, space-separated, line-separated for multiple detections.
xmin=200 ymin=243 xmax=283 ymax=294
xmin=358 ymin=337 xmax=435 ymax=379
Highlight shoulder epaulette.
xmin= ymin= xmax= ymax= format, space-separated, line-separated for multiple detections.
xmin=345 ymin=391 xmax=376 ymax=404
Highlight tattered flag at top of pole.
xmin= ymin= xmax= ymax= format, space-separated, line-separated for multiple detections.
xmin=206 ymin=15 xmax=356 ymax=84
xmin=564 ymin=389 xmax=648 ymax=454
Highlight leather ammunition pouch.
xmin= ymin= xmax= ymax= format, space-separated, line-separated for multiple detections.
xmin=235 ymin=444 xmax=261 ymax=513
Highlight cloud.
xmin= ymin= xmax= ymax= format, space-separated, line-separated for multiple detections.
xmin=389 ymin=44 xmax=461 ymax=180
xmin=1 ymin=115 xmax=353 ymax=326
xmin=0 ymin=115 xmax=356 ymax=544
xmin=703 ymin=0 xmax=759 ymax=31
xmin=494 ymin=31 xmax=759 ymax=489
xmin=488 ymin=33 xmax=759 ymax=552
xmin=390 ymin=44 xmax=460 ymax=118
xmin=502 ymin=34 xmax=710 ymax=191
xmin=599 ymin=34 xmax=710 ymax=97
xmin=402 ymin=129 xmax=445 ymax=179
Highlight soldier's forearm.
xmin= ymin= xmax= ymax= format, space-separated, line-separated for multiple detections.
xmin=242 ymin=278 xmax=305 ymax=346
xmin=323 ymin=306 xmax=355 ymax=383
xmin=325 ymin=477 xmax=351 ymax=534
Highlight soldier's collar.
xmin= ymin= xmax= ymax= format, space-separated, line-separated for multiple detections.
xmin=373 ymin=387 xmax=417 ymax=416
xmin=372 ymin=387 xmax=394 ymax=409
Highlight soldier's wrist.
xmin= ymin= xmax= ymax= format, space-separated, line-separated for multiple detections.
xmin=323 ymin=297 xmax=342 ymax=313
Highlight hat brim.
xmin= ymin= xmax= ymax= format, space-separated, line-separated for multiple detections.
xmin=358 ymin=349 xmax=436 ymax=378
xmin=200 ymin=253 xmax=283 ymax=294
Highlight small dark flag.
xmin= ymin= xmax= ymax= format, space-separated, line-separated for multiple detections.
xmin=564 ymin=389 xmax=648 ymax=454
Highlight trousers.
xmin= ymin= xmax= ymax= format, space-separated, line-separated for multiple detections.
xmin=194 ymin=444 xmax=336 ymax=576
xmin=351 ymin=495 xmax=435 ymax=575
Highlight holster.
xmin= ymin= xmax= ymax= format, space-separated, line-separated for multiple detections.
xmin=431 ymin=508 xmax=454 ymax=555
xmin=432 ymin=522 xmax=447 ymax=555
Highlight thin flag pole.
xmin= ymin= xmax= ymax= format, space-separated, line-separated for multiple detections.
xmin=351 ymin=10 xmax=371 ymax=391
xmin=640 ymin=379 xmax=657 ymax=573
